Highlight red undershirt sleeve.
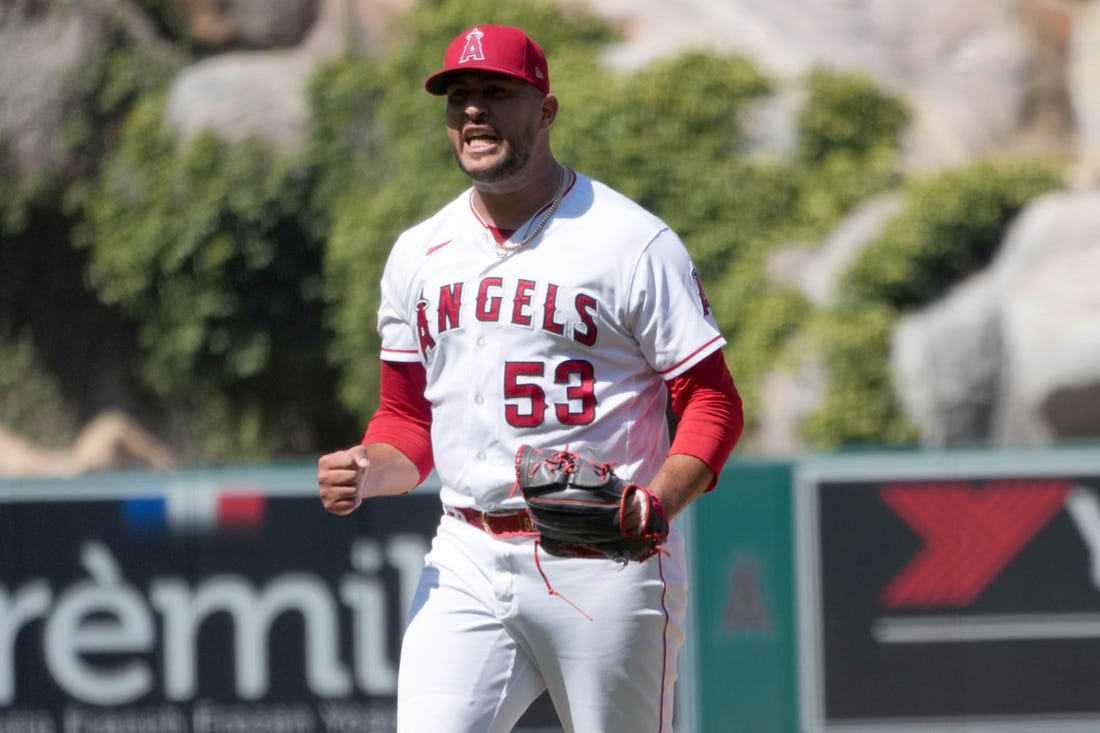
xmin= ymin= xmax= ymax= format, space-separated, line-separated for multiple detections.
xmin=361 ymin=360 xmax=435 ymax=485
xmin=666 ymin=349 xmax=744 ymax=490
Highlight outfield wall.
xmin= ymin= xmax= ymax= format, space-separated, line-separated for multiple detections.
xmin=699 ymin=446 xmax=1100 ymax=733
xmin=1 ymin=465 xmax=430 ymax=733
xmin=4 ymin=446 xmax=1100 ymax=733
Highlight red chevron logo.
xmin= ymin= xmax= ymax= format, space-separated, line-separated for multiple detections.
xmin=879 ymin=480 xmax=1071 ymax=608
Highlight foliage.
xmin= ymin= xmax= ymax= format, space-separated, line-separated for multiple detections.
xmin=0 ymin=9 xmax=185 ymax=454
xmin=842 ymin=159 xmax=1064 ymax=309
xmin=0 ymin=158 xmax=51 ymax=236
xmin=554 ymin=52 xmax=772 ymax=213
xmin=801 ymin=304 xmax=919 ymax=449
xmin=711 ymin=279 xmax=812 ymax=422
xmin=797 ymin=69 xmax=909 ymax=166
xmin=704 ymin=69 xmax=908 ymax=423
xmin=0 ymin=329 xmax=80 ymax=447
xmin=788 ymin=69 xmax=909 ymax=238
xmin=81 ymin=97 xmax=349 ymax=459
xmin=130 ymin=0 xmax=191 ymax=46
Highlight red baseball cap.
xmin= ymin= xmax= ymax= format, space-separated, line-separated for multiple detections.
xmin=425 ymin=25 xmax=550 ymax=95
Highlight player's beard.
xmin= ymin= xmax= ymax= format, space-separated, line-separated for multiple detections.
xmin=455 ymin=134 xmax=533 ymax=184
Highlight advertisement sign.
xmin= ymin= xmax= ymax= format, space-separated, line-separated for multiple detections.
xmin=0 ymin=466 xmax=560 ymax=732
xmin=796 ymin=449 xmax=1100 ymax=733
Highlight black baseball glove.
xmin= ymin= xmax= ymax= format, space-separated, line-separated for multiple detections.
xmin=513 ymin=444 xmax=669 ymax=563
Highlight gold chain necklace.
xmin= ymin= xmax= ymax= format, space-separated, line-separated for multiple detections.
xmin=495 ymin=166 xmax=568 ymax=253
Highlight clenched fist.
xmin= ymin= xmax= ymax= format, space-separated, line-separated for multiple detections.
xmin=318 ymin=444 xmax=370 ymax=515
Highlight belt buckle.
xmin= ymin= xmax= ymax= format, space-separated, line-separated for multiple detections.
xmin=480 ymin=512 xmax=493 ymax=533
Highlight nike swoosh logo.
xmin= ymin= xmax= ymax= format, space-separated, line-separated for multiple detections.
xmin=426 ymin=240 xmax=453 ymax=255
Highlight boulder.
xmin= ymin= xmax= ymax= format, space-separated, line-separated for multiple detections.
xmin=171 ymin=0 xmax=319 ymax=49
xmin=994 ymin=189 xmax=1100 ymax=443
xmin=891 ymin=272 xmax=1002 ymax=446
xmin=0 ymin=0 xmax=161 ymax=178
xmin=891 ymin=189 xmax=1100 ymax=446
xmin=755 ymin=358 xmax=829 ymax=457
xmin=797 ymin=192 xmax=905 ymax=308
xmin=162 ymin=0 xmax=413 ymax=150
xmin=1068 ymin=0 xmax=1100 ymax=184
xmin=164 ymin=50 xmax=316 ymax=149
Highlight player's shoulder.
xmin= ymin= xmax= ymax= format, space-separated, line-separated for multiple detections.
xmin=565 ymin=173 xmax=688 ymax=264
xmin=583 ymin=175 xmax=665 ymax=222
xmin=379 ymin=191 xmax=471 ymax=288
xmin=567 ymin=172 xmax=671 ymax=240
xmin=392 ymin=189 xmax=470 ymax=252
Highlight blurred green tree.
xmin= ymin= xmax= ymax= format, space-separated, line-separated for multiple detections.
xmin=82 ymin=97 xmax=352 ymax=460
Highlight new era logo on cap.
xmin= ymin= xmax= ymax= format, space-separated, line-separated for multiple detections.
xmin=425 ymin=25 xmax=550 ymax=95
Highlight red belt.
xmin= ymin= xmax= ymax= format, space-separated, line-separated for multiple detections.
xmin=445 ymin=506 xmax=537 ymax=537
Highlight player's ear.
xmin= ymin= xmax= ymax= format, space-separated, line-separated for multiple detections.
xmin=541 ymin=93 xmax=559 ymax=127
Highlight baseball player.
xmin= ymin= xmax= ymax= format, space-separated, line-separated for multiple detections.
xmin=317 ymin=24 xmax=743 ymax=733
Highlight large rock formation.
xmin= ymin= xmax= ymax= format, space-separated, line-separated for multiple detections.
xmin=172 ymin=0 xmax=320 ymax=48
xmin=162 ymin=0 xmax=414 ymax=149
xmin=1069 ymin=0 xmax=1100 ymax=184
xmin=0 ymin=0 xmax=165 ymax=179
xmin=567 ymin=0 xmax=1075 ymax=169
xmin=2 ymin=0 xmax=1093 ymax=180
xmin=150 ymin=0 xmax=1085 ymax=169
xmin=892 ymin=190 xmax=1100 ymax=447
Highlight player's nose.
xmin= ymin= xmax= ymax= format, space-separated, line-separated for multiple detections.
xmin=462 ymin=96 xmax=490 ymax=120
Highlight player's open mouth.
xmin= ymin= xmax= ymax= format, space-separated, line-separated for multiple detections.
xmin=464 ymin=131 xmax=499 ymax=152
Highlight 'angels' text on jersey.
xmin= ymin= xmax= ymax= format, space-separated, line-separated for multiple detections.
xmin=415 ymin=276 xmax=598 ymax=360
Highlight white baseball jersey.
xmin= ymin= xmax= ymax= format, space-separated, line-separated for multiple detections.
xmin=376 ymin=169 xmax=725 ymax=511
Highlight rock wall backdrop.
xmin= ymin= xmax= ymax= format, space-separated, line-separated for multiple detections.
xmin=2 ymin=0 xmax=1098 ymax=470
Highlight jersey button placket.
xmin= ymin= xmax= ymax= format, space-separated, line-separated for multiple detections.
xmin=473 ymin=336 xmax=487 ymax=406
xmin=467 ymin=324 xmax=498 ymax=502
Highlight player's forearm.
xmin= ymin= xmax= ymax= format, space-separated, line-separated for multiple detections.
xmin=361 ymin=360 xmax=435 ymax=484
xmin=357 ymin=442 xmax=422 ymax=498
xmin=647 ymin=453 xmax=715 ymax=520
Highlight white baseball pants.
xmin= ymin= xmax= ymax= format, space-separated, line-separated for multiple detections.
xmin=396 ymin=514 xmax=688 ymax=732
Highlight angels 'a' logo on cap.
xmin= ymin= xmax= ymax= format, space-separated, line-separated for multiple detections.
xmin=458 ymin=27 xmax=486 ymax=63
